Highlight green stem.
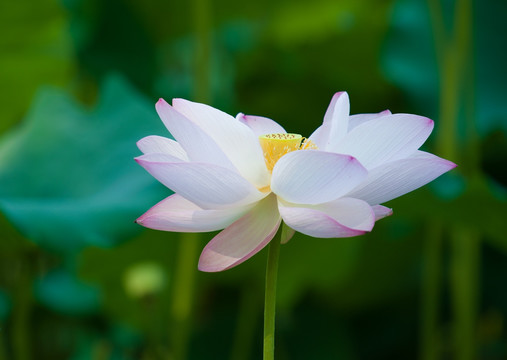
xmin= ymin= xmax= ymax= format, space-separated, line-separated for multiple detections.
xmin=450 ymin=227 xmax=480 ymax=360
xmin=420 ymin=222 xmax=444 ymax=360
xmin=425 ymin=1 xmax=475 ymax=360
xmin=170 ymin=233 xmax=200 ymax=360
xmin=263 ymin=226 xmax=283 ymax=360
xmin=193 ymin=0 xmax=211 ymax=104
xmin=426 ymin=0 xmax=447 ymax=65
xmin=435 ymin=0 xmax=472 ymax=162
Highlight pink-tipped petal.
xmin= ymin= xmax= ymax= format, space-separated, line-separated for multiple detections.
xmin=155 ymin=99 xmax=236 ymax=171
xmin=236 ymin=113 xmax=287 ymax=137
xmin=348 ymin=110 xmax=392 ymax=131
xmin=172 ymin=99 xmax=270 ymax=188
xmin=346 ymin=150 xmax=457 ymax=205
xmin=137 ymin=135 xmax=188 ymax=160
xmin=278 ymin=197 xmax=374 ymax=238
xmin=331 ymin=113 xmax=434 ymax=169
xmin=324 ymin=91 xmax=350 ymax=142
xmin=198 ymin=194 xmax=281 ymax=272
xmin=309 ymin=92 xmax=350 ymax=150
xmin=372 ymin=205 xmax=393 ymax=220
xmin=271 ymin=150 xmax=367 ymax=204
xmin=136 ymin=194 xmax=254 ymax=232
xmin=135 ymin=154 xmax=265 ymax=209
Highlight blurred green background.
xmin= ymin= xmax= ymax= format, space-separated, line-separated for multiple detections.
xmin=0 ymin=0 xmax=506 ymax=359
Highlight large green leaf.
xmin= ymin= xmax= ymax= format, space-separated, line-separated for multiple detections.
xmin=0 ymin=75 xmax=169 ymax=252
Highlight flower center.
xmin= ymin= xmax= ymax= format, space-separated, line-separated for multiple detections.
xmin=259 ymin=133 xmax=317 ymax=172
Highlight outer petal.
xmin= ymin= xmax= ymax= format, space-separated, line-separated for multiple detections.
xmin=309 ymin=92 xmax=350 ymax=150
xmin=348 ymin=110 xmax=391 ymax=131
xmin=135 ymin=152 xmax=184 ymax=163
xmin=136 ymin=194 xmax=253 ymax=232
xmin=278 ymin=197 xmax=374 ymax=238
xmin=137 ymin=135 xmax=188 ymax=160
xmin=172 ymin=99 xmax=270 ymax=188
xmin=331 ymin=114 xmax=434 ymax=169
xmin=346 ymin=151 xmax=457 ymax=205
xmin=198 ymin=194 xmax=281 ymax=272
xmin=156 ymin=99 xmax=236 ymax=171
xmin=271 ymin=150 xmax=367 ymax=204
xmin=236 ymin=113 xmax=286 ymax=137
xmin=135 ymin=154 xmax=265 ymax=209
xmin=372 ymin=205 xmax=393 ymax=220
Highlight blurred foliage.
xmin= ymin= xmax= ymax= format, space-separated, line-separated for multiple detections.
xmin=0 ymin=0 xmax=74 ymax=133
xmin=382 ymin=0 xmax=507 ymax=135
xmin=34 ymin=269 xmax=100 ymax=315
xmin=0 ymin=75 xmax=168 ymax=252
xmin=0 ymin=0 xmax=506 ymax=359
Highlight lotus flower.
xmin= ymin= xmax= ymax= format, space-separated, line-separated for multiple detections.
xmin=135 ymin=92 xmax=456 ymax=272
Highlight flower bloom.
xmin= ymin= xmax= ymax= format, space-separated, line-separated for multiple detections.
xmin=135 ymin=92 xmax=456 ymax=272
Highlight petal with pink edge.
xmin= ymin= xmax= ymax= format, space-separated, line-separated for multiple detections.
xmin=135 ymin=154 xmax=265 ymax=209
xmin=348 ymin=110 xmax=391 ymax=131
xmin=309 ymin=92 xmax=350 ymax=150
xmin=173 ymin=99 xmax=270 ymax=188
xmin=236 ymin=113 xmax=286 ymax=137
xmin=346 ymin=151 xmax=457 ymax=205
xmin=155 ymin=99 xmax=236 ymax=171
xmin=137 ymin=135 xmax=188 ymax=160
xmin=278 ymin=197 xmax=374 ymax=238
xmin=136 ymin=194 xmax=253 ymax=232
xmin=372 ymin=205 xmax=393 ymax=220
xmin=271 ymin=150 xmax=367 ymax=204
xmin=198 ymin=194 xmax=281 ymax=272
xmin=331 ymin=114 xmax=434 ymax=169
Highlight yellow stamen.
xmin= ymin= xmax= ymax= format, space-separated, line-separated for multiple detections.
xmin=259 ymin=133 xmax=303 ymax=172
xmin=301 ymin=138 xmax=318 ymax=150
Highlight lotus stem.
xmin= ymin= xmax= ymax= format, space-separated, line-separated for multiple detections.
xmin=263 ymin=224 xmax=283 ymax=360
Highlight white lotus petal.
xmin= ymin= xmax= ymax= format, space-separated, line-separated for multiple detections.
xmin=323 ymin=91 xmax=350 ymax=141
xmin=198 ymin=194 xmax=280 ymax=272
xmin=135 ymin=154 xmax=266 ymax=209
xmin=156 ymin=99 xmax=236 ymax=170
xmin=137 ymin=135 xmax=188 ymax=160
xmin=136 ymin=194 xmax=253 ymax=232
xmin=278 ymin=197 xmax=374 ymax=238
xmin=307 ymin=124 xmax=329 ymax=149
xmin=371 ymin=205 xmax=393 ymax=220
xmin=237 ymin=113 xmax=286 ymax=137
xmin=346 ymin=151 xmax=457 ymax=205
xmin=331 ymin=114 xmax=434 ymax=169
xmin=271 ymin=150 xmax=367 ymax=204
xmin=348 ymin=110 xmax=391 ymax=131
xmin=135 ymin=152 xmax=185 ymax=163
xmin=173 ymin=99 xmax=270 ymax=188
xmin=309 ymin=92 xmax=350 ymax=150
